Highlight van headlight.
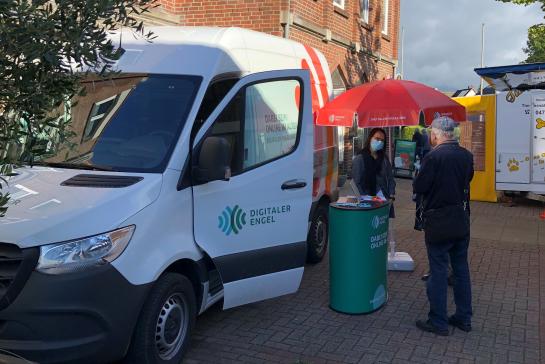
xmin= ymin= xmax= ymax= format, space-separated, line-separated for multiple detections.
xmin=36 ymin=226 xmax=135 ymax=274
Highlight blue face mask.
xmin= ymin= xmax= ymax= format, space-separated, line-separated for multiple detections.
xmin=370 ymin=139 xmax=384 ymax=152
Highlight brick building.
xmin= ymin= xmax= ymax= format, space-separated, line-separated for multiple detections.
xmin=139 ymin=0 xmax=400 ymax=177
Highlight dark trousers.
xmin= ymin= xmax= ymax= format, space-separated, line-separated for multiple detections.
xmin=425 ymin=236 xmax=472 ymax=330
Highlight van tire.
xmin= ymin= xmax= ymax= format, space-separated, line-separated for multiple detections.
xmin=306 ymin=204 xmax=329 ymax=263
xmin=124 ymin=273 xmax=196 ymax=364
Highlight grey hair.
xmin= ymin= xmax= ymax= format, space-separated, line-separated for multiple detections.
xmin=431 ymin=127 xmax=455 ymax=140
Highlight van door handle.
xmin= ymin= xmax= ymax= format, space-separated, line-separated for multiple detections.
xmin=281 ymin=180 xmax=307 ymax=190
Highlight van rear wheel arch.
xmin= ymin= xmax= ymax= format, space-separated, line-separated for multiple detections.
xmin=306 ymin=197 xmax=330 ymax=264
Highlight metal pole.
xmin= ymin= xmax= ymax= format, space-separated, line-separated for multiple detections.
xmin=284 ymin=0 xmax=291 ymax=38
xmin=388 ymin=128 xmax=392 ymax=161
xmin=401 ymin=26 xmax=404 ymax=79
xmin=480 ymin=23 xmax=485 ymax=95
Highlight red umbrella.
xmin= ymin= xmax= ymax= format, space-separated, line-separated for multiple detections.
xmin=316 ymin=79 xmax=467 ymax=127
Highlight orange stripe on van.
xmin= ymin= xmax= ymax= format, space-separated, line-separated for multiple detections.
xmin=304 ymin=45 xmax=329 ymax=107
xmin=302 ymin=57 xmax=323 ymax=199
xmin=301 ymin=59 xmax=320 ymax=116
xmin=304 ymin=46 xmax=335 ymax=194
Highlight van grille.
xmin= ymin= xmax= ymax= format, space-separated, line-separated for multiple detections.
xmin=0 ymin=244 xmax=39 ymax=310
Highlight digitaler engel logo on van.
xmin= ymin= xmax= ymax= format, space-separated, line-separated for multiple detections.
xmin=217 ymin=204 xmax=292 ymax=235
xmin=218 ymin=205 xmax=247 ymax=236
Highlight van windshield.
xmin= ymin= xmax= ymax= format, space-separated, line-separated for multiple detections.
xmin=41 ymin=74 xmax=201 ymax=173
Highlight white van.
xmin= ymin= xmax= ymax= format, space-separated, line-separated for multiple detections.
xmin=0 ymin=27 xmax=338 ymax=363
xmin=475 ymin=63 xmax=545 ymax=196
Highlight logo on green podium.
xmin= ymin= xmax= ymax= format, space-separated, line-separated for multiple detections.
xmin=371 ymin=214 xmax=388 ymax=230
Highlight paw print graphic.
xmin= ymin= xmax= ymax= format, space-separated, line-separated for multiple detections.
xmin=507 ymin=158 xmax=520 ymax=172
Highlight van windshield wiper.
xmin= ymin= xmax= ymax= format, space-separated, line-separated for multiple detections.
xmin=32 ymin=161 xmax=115 ymax=172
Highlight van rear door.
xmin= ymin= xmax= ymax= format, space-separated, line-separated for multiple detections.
xmin=192 ymin=70 xmax=313 ymax=309
xmin=531 ymin=92 xmax=545 ymax=184
xmin=496 ymin=91 xmax=532 ymax=185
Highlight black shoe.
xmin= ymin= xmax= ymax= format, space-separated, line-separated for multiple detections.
xmin=421 ymin=273 xmax=430 ymax=281
xmin=448 ymin=316 xmax=472 ymax=332
xmin=416 ymin=319 xmax=449 ymax=336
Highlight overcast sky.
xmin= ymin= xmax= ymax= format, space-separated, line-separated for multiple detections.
xmin=400 ymin=0 xmax=543 ymax=91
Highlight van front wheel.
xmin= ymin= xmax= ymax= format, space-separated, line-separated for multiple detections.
xmin=306 ymin=204 xmax=329 ymax=263
xmin=124 ymin=273 xmax=196 ymax=364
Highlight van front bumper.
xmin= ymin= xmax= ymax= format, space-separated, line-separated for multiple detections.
xmin=0 ymin=263 xmax=152 ymax=364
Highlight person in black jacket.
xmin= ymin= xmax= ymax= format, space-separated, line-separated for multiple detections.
xmin=412 ymin=129 xmax=423 ymax=159
xmin=352 ymin=128 xmax=396 ymax=217
xmin=421 ymin=129 xmax=432 ymax=157
xmin=413 ymin=117 xmax=474 ymax=336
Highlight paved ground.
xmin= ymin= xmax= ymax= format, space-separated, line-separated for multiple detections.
xmin=184 ymin=179 xmax=545 ymax=364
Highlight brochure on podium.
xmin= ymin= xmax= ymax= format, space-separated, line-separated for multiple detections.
xmin=335 ymin=180 xmax=388 ymax=207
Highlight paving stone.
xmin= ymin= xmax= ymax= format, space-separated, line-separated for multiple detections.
xmin=183 ymin=179 xmax=543 ymax=364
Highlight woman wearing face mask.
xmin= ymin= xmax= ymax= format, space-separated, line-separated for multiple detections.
xmin=352 ymin=128 xmax=396 ymax=218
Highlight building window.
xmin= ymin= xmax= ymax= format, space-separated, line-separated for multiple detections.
xmin=382 ymin=0 xmax=389 ymax=34
xmin=83 ymin=94 xmax=120 ymax=142
xmin=361 ymin=0 xmax=370 ymax=23
xmin=333 ymin=0 xmax=345 ymax=9
xmin=331 ymin=67 xmax=347 ymax=99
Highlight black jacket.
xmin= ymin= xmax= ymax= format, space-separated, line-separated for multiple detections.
xmin=413 ymin=141 xmax=474 ymax=212
xmin=352 ymin=154 xmax=396 ymax=198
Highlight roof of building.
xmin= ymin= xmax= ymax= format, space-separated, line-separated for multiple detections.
xmin=474 ymin=62 xmax=545 ymax=77
xmin=474 ymin=62 xmax=545 ymax=91
xmin=451 ymin=87 xmax=476 ymax=97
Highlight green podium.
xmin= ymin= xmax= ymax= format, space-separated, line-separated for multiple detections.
xmin=329 ymin=201 xmax=390 ymax=314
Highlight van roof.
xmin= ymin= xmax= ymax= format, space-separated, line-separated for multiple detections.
xmin=112 ymin=26 xmax=315 ymax=79
xmin=119 ymin=26 xmax=296 ymax=48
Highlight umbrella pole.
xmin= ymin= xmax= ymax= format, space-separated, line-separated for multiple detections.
xmin=388 ymin=223 xmax=396 ymax=258
xmin=388 ymin=128 xmax=393 ymax=161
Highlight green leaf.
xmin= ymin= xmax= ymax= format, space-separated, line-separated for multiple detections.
xmin=496 ymin=1 xmax=545 ymax=61
xmin=0 ymin=0 xmax=155 ymax=215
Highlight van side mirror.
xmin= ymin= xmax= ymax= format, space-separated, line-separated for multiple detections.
xmin=194 ymin=136 xmax=232 ymax=183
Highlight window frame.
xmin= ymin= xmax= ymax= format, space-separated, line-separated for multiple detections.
xmin=361 ymin=0 xmax=370 ymax=24
xmin=333 ymin=0 xmax=345 ymax=10
xmin=241 ymin=78 xmax=304 ymax=172
xmin=382 ymin=0 xmax=389 ymax=35
xmin=331 ymin=67 xmax=347 ymax=99
xmin=82 ymin=94 xmax=120 ymax=143
xmin=192 ymin=76 xmax=240 ymax=141
xmin=198 ymin=76 xmax=306 ymax=178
